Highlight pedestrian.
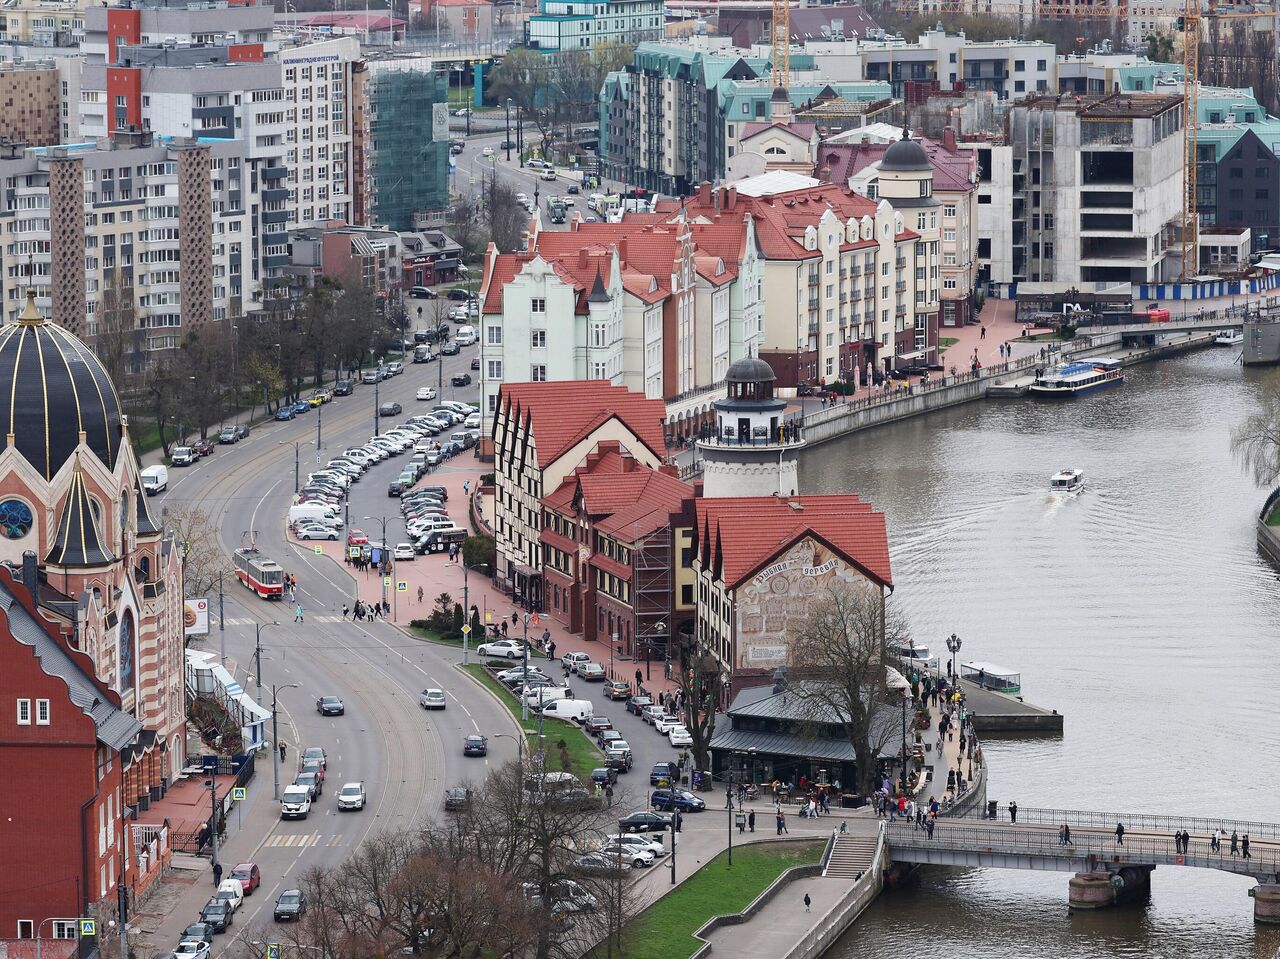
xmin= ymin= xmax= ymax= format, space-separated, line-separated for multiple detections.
xmin=342 ymin=603 xmax=349 ymax=620
xmin=279 ymin=741 xmax=287 ymax=762
xmin=1231 ymin=830 xmax=1239 ymax=856
xmin=1243 ymin=834 xmax=1252 ymax=859
xmin=980 ymin=325 xmax=987 ymax=339
xmin=463 ymin=480 xmax=470 ymax=496
xmin=382 ymin=599 xmax=390 ymax=617
xmin=512 ymin=612 xmax=519 ymax=626
xmin=212 ymin=861 xmax=223 ymax=887
xmin=605 ymin=783 xmax=613 ymax=805
xmin=501 ymin=620 xmax=508 ymax=636
xmin=804 ymin=893 xmax=811 ymax=913
xmin=1173 ymin=830 xmax=1182 ymax=853
xmin=749 ymin=810 xmax=756 ymax=832
xmin=674 ymin=811 xmax=683 ymax=833
xmin=542 ymin=628 xmax=551 ymax=650
xmin=1212 ymin=828 xmax=1221 ymax=853
xmin=926 ymin=818 xmax=935 ymax=839
xmin=776 ymin=813 xmax=784 ymax=836
xmin=1063 ymin=824 xmax=1072 ymax=845
xmin=780 ymin=810 xmax=788 ymax=834
xmin=294 ymin=603 xmax=304 ymax=623
xmin=417 ymin=585 xmax=424 ymax=604
xmin=635 ymin=668 xmax=643 ymax=688
xmin=1059 ymin=824 xmax=1067 ymax=846
xmin=548 ymin=640 xmax=556 ymax=660
xmin=726 ymin=787 xmax=733 ymax=809
xmin=1115 ymin=822 xmax=1125 ymax=846
xmin=1009 ymin=801 xmax=1017 ymax=824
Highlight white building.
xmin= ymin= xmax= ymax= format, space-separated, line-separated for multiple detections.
xmin=526 ymin=0 xmax=662 ymax=51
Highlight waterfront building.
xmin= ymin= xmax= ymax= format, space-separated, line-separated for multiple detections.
xmin=0 ymin=288 xmax=187 ymax=938
xmin=490 ymin=381 xmax=668 ymax=608
xmin=691 ymin=492 xmax=891 ymax=684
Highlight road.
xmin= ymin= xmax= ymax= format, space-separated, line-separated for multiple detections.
xmin=146 ymin=340 xmax=521 ymax=953
xmin=451 ymin=128 xmax=590 ymax=232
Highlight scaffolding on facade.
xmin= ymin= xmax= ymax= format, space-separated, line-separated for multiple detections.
xmin=632 ymin=522 xmax=674 ymax=674
xmin=369 ymin=67 xmax=449 ymax=231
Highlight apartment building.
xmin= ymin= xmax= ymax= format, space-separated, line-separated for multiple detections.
xmin=0 ymin=131 xmax=253 ymax=354
xmin=1006 ymin=92 xmax=1185 ymax=286
xmin=419 ymin=0 xmax=495 ymax=43
xmin=0 ymin=0 xmax=87 ymax=45
xmin=526 ymin=0 xmax=662 ymax=51
xmin=675 ymin=173 xmax=935 ymax=391
xmin=0 ymin=61 xmax=60 ymax=145
xmin=858 ymin=29 xmax=1056 ymax=99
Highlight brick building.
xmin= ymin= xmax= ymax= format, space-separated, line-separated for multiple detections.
xmin=0 ymin=62 xmax=60 ymax=146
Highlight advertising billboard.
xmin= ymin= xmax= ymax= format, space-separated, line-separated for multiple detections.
xmin=184 ymin=597 xmax=210 ymax=637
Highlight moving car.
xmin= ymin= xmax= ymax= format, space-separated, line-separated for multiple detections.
xmin=274 ymin=889 xmax=306 ymax=922
xmin=650 ymin=762 xmax=680 ymax=786
xmin=477 ymin=639 xmax=526 ymax=659
xmin=650 ymin=788 xmax=706 ymax=812
xmin=417 ymin=386 xmax=437 ymax=401
xmin=293 ymin=770 xmax=322 ymax=800
xmin=618 ymin=810 xmax=672 ymax=833
xmin=462 ymin=734 xmax=488 ymax=756
xmin=604 ymin=680 xmax=631 ymax=700
xmin=334 ymin=379 xmax=354 ymax=396
xmin=215 ymin=878 xmax=244 ymax=911
xmin=337 ymin=782 xmax=366 ymax=811
xmin=301 ymin=746 xmax=327 ymax=769
xmin=451 ymin=372 xmax=472 ymax=387
xmin=578 ymin=663 xmax=606 ymax=681
xmin=199 ymin=899 xmax=233 ymax=933
xmin=229 ymin=862 xmax=260 ymax=895
xmin=141 ymin=465 xmax=168 ymax=495
xmin=316 ymin=695 xmax=345 ymax=716
xmin=444 ymin=786 xmax=471 ymax=811
xmin=419 ymin=688 xmax=447 ymax=710
xmin=379 ymin=402 xmax=403 ymax=416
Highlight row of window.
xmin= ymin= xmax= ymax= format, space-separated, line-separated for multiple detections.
xmin=15 ymin=698 xmax=50 ymax=725
xmin=15 ymin=921 xmax=77 ymax=939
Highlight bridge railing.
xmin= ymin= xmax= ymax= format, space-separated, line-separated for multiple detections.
xmin=884 ymin=823 xmax=1280 ymax=876
xmin=948 ymin=805 xmax=1280 ymax=841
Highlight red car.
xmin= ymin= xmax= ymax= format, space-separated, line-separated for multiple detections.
xmin=193 ymin=439 xmax=215 ymax=457
xmin=229 ymin=862 xmax=260 ymax=894
xmin=347 ymin=528 xmax=369 ymax=546
xmin=470 ymin=357 xmax=480 ymax=370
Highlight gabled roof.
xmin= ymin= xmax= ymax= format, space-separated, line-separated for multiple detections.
xmin=135 ymin=479 xmax=161 ymax=537
xmin=46 ymin=460 xmax=115 ymax=568
xmin=498 ymin=382 xmax=668 ymax=469
xmin=694 ymin=495 xmax=891 ymax=589
xmin=0 ymin=573 xmax=140 ymax=751
xmin=816 ymin=136 xmax=977 ymax=193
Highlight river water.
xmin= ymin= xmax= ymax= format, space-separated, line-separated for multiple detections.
xmin=800 ymin=347 xmax=1280 ymax=958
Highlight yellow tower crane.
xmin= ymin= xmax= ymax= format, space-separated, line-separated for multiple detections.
xmin=772 ymin=0 xmax=791 ymax=88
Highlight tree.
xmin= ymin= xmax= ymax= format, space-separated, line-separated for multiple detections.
xmin=1145 ymin=31 xmax=1176 ymax=64
xmin=462 ymin=534 xmax=495 ymax=572
xmin=1232 ymin=387 xmax=1280 ymax=485
xmin=784 ymin=581 xmax=905 ymax=795
xmin=161 ymin=503 xmax=229 ymax=597
xmin=94 ymin=269 xmax=144 ymax=391
xmin=675 ymin=645 xmax=723 ymax=774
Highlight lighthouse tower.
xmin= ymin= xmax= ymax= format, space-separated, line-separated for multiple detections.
xmin=698 ymin=355 xmax=806 ymax=498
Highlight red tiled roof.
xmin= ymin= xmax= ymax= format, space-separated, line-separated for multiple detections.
xmin=589 ymin=553 xmax=634 ymax=582
xmin=694 ymin=495 xmax=892 ymax=589
xmin=480 ymin=247 xmax=613 ymax=316
xmin=815 ymin=138 xmax=976 ymax=194
xmin=538 ymin=527 xmax=578 ymax=554
xmin=498 ymin=382 xmax=668 ymax=469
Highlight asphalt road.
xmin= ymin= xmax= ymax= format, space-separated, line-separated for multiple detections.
xmin=452 ymin=128 xmax=588 ymax=233
xmin=150 ymin=341 xmax=522 ymax=951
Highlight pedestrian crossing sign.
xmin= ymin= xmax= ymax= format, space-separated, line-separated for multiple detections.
xmin=79 ymin=921 xmax=96 ymax=937
xmin=313 ymin=546 xmax=323 ymax=555
xmin=232 ymin=787 xmax=246 ymax=801
xmin=397 ymin=581 xmax=408 ymax=592
xmin=267 ymin=945 xmax=281 ymax=959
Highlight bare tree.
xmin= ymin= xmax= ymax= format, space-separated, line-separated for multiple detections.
xmin=162 ymin=502 xmax=229 ymax=597
xmin=675 ymin=645 xmax=723 ymax=774
xmin=94 ymin=269 xmax=144 ymax=391
xmin=1231 ymin=387 xmax=1280 ymax=486
xmin=784 ymin=581 xmax=905 ymax=795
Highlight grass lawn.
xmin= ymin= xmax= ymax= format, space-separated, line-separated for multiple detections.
xmin=462 ymin=663 xmax=601 ymax=781
xmin=619 ymin=842 xmax=823 ymax=959
xmin=939 ymin=337 xmax=959 ymax=352
xmin=1267 ymin=501 xmax=1280 ymax=527
xmin=129 ymin=420 xmax=164 ymax=457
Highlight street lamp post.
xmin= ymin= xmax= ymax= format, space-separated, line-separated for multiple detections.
xmin=253 ymin=622 xmax=278 ymax=702
xmin=364 ymin=516 xmax=391 ymax=613
xmin=460 ymin=561 xmax=489 ymax=665
xmin=493 ymin=730 xmax=525 ymax=768
xmin=269 ymin=682 xmax=300 ymax=800
xmin=945 ymin=633 xmax=962 ymax=680
xmin=278 ymin=441 xmax=300 ymax=493
xmin=505 ymin=98 xmax=513 ymax=163
xmin=899 ymin=689 xmax=909 ymax=792
xmin=373 ymin=358 xmax=384 ymax=437
xmin=206 ymin=775 xmax=220 ymax=880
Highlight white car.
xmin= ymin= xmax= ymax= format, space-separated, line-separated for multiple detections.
xmin=482 ymin=145 xmax=494 ymax=157
xmin=296 ymin=524 xmax=339 ymax=541
xmin=417 ymin=387 xmax=438 ymax=401
xmin=477 ymin=639 xmax=527 ymax=660
xmin=173 ymin=941 xmax=210 ymax=959
xmin=562 ymin=651 xmax=592 ymax=673
xmin=455 ymin=107 xmax=471 ymax=117
xmin=606 ymin=832 xmax=665 ymax=857
xmin=464 ymin=412 xmax=481 ymax=429
xmin=392 ymin=543 xmax=415 ymax=561
xmin=515 ymin=192 xmax=529 ymax=204
xmin=337 ymin=781 xmax=366 ymax=811
xmin=419 ymin=688 xmax=447 ymax=709
xmin=668 ymin=726 xmax=693 ymax=747
xmin=653 ymin=714 xmax=682 ymax=735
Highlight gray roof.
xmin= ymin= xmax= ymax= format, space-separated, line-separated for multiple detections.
xmin=726 ymin=355 xmax=776 ymax=384
xmin=46 ymin=463 xmax=115 ymax=567
xmin=881 ymin=135 xmax=931 ymax=172
xmin=726 ymin=681 xmax=902 ymax=755
xmin=710 ymin=724 xmax=899 ymax=762
xmin=135 ymin=479 xmax=161 ymax=536
xmin=0 ymin=580 xmax=141 ymax=751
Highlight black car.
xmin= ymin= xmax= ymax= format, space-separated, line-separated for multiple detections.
xmin=500 ymin=139 xmax=516 ymax=149
xmin=333 ymin=379 xmax=354 ymax=396
xmin=598 ymin=729 xmax=623 ymax=748
xmin=591 ymin=767 xmax=618 ymax=787
xmin=567 ymin=184 xmax=580 ymax=194
xmin=470 ymin=357 xmax=480 ymax=370
xmin=441 ymin=341 xmax=460 ymax=356
xmin=316 ymin=696 xmax=344 ymax=716
xmin=619 ymin=810 xmax=672 ymax=833
xmin=604 ymin=748 xmax=633 ymax=773
xmin=447 ymin=288 xmax=477 ymax=302
xmin=200 ymin=899 xmax=233 ymax=933
xmin=420 ymin=485 xmax=448 ymax=502
xmin=451 ymin=373 xmax=472 ymax=387
xmin=650 ymin=788 xmax=706 ymax=812
xmin=650 ymin=761 xmax=680 ymax=787
xmin=462 ymin=734 xmax=488 ymax=756
xmin=626 ymin=695 xmax=653 ymax=716
xmin=233 ymin=424 xmax=250 ymax=441
xmin=379 ymin=402 xmax=402 ymax=416
xmin=444 ymin=786 xmax=472 ymax=811
xmin=414 ymin=329 xmax=431 ymax=343
xmin=181 ymin=923 xmax=215 ymax=945
xmin=388 ymin=480 xmax=407 ymax=497
xmin=274 ymin=889 xmax=306 ymax=922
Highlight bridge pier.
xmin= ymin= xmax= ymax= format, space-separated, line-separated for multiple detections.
xmin=1069 ymin=866 xmax=1153 ymax=912
xmin=1254 ymin=884 xmax=1280 ymax=925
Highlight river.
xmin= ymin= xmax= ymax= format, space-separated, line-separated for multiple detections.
xmin=800 ymin=346 xmax=1280 ymax=958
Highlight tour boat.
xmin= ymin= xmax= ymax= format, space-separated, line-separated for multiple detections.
xmin=1214 ymin=330 xmax=1244 ymax=346
xmin=890 ymin=641 xmax=939 ymax=671
xmin=1049 ymin=468 xmax=1084 ymax=494
xmin=1029 ymin=360 xmax=1124 ymax=398
xmin=960 ymin=661 xmax=1022 ymax=695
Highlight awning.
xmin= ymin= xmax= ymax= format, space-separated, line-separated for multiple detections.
xmin=709 ymin=727 xmax=900 ymax=762
xmin=234 ymin=693 xmax=272 ymax=723
xmin=895 ymin=350 xmax=927 ymax=361
xmin=433 ymin=257 xmax=460 ymax=271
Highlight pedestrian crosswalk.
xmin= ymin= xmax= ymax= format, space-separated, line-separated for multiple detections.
xmin=222 ymin=617 xmax=255 ymax=626
xmin=313 ymin=615 xmax=342 ymax=623
xmin=264 ymin=833 xmax=319 ymax=848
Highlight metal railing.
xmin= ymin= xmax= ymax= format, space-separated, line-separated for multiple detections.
xmin=951 ymin=805 xmax=1280 ymax=841
xmin=884 ymin=822 xmax=1280 ymax=877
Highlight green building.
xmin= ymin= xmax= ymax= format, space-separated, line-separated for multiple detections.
xmin=367 ymin=61 xmax=450 ymax=230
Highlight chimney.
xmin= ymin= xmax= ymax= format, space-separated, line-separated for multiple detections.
xmin=943 ymin=126 xmax=956 ymax=153
xmin=22 ymin=550 xmax=38 ymax=594
xmin=699 ymin=181 xmax=712 ymax=205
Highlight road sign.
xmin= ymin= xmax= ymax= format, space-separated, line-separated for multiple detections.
xmin=484 ymin=609 xmax=493 ymax=623
xmin=232 ymin=787 xmax=246 ymax=801
xmin=383 ymin=576 xmax=392 ymax=586
xmin=397 ymin=581 xmax=408 ymax=592
xmin=267 ymin=945 xmax=281 ymax=959
xmin=80 ymin=921 xmax=96 ymax=937
xmin=461 ymin=624 xmax=472 ymax=635
xmin=313 ymin=546 xmax=323 ymax=555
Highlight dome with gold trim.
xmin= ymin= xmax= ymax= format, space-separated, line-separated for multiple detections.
xmin=0 ymin=289 xmax=123 ymax=479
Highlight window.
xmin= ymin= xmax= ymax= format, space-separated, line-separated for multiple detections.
xmin=35 ymin=699 xmax=49 ymax=725
xmin=486 ymin=325 xmax=502 ymax=345
xmin=531 ymin=330 xmax=546 ymax=348
xmin=51 ymin=922 xmax=76 ymax=940
xmin=1014 ymin=59 xmax=1025 ymax=71
xmin=531 ymin=297 xmax=546 ymax=313
xmin=487 ymin=360 xmax=503 ymax=379
xmin=1258 ymin=189 xmax=1270 ymax=200
xmin=1036 ymin=59 xmax=1047 ymax=70
xmin=1230 ymin=168 xmax=1243 ymax=179
xmin=943 ymin=204 xmax=956 ymax=218
xmin=944 ymin=279 xmax=957 ymax=289
xmin=944 ymin=230 xmax=956 ymax=242
xmin=17 ymin=922 xmax=33 ymax=940
xmin=1014 ymin=80 xmax=1025 ymax=93
xmin=16 ymin=699 xmax=31 ymax=725
xmin=531 ymin=364 xmax=547 ymax=381
xmin=1258 ymin=166 xmax=1270 ymax=178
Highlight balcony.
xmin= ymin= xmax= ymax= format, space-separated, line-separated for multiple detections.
xmin=896 ymin=281 xmax=907 ymax=292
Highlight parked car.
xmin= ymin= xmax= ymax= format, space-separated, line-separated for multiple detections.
xmin=296 ymin=524 xmax=339 ymax=541
xmin=650 ymin=788 xmax=706 ymax=812
xmin=451 ymin=372 xmax=472 ymax=387
xmin=477 ymin=639 xmax=526 ymax=659
xmin=316 ymin=695 xmax=345 ymax=716
xmin=604 ymin=680 xmax=631 ymax=700
xmin=386 ymin=361 xmax=404 ymax=376
xmin=193 ymin=439 xmax=215 ymax=457
xmin=470 ymin=357 xmax=480 ymax=370
xmin=584 ymin=716 xmax=613 ymax=736
xmin=462 ymin=734 xmax=488 ymax=756
xmin=668 ymin=726 xmax=693 ymax=747
xmin=650 ymin=762 xmax=680 ymax=786
xmin=337 ymin=782 xmax=366 ymax=811
xmin=591 ymin=766 xmax=618 ymax=787
xmin=618 ymin=810 xmax=672 ymax=833
xmin=626 ymin=695 xmax=653 ymax=716
xmin=199 ymin=899 xmax=233 ymax=933
xmin=604 ymin=746 xmax=633 ymax=772
xmin=448 ymin=288 xmax=477 ymax=301
xmin=444 ymin=786 xmax=471 ymax=811
xmin=441 ymin=341 xmax=460 ymax=356
xmin=573 ymin=849 xmax=643 ymax=875
xmin=419 ymin=688 xmax=447 ymax=710
xmin=274 ymin=407 xmax=295 ymax=421
xmin=292 ymin=401 xmax=310 ymax=415
xmin=392 ymin=543 xmax=415 ymax=561
xmin=229 ymin=862 xmax=260 ymax=894
xmin=274 ymin=889 xmax=306 ymax=922
xmin=410 ymin=286 xmax=437 ymax=299
xmin=215 ymin=879 xmax=244 ymax=912
xmin=334 ymin=379 xmax=354 ymax=396
xmin=218 ymin=426 xmax=239 ymax=444
xmin=173 ymin=940 xmax=210 ymax=959
xmin=180 ymin=924 xmax=214 ymax=946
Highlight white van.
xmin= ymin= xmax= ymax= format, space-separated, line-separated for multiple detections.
xmin=140 ymin=465 xmax=168 ymax=495
xmin=281 ymin=785 xmax=311 ymax=820
xmin=289 ymin=503 xmax=338 ymax=527
xmin=455 ymin=325 xmax=476 ymax=346
xmin=540 ymin=698 xmax=594 ymax=723
xmin=524 ymin=685 xmax=573 ymax=708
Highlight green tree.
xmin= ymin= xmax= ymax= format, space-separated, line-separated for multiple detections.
xmin=1145 ymin=31 xmax=1176 ymax=63
xmin=462 ymin=534 xmax=495 ymax=572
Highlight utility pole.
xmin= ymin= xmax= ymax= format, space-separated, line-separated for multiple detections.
xmin=208 ymin=776 xmax=219 ymax=881
xmin=218 ymin=572 xmax=225 ymax=666
xmin=254 ymin=622 xmax=277 ymax=702
xmin=521 ymin=611 xmax=530 ymax=721
xmin=374 ymin=361 xmax=381 ymax=437
xmin=271 ymin=682 xmax=300 ymax=800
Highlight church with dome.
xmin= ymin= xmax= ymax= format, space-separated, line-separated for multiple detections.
xmin=0 ymin=288 xmax=186 ymax=938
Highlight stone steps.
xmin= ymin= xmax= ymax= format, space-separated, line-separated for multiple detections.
xmin=824 ymin=834 xmax=878 ymax=878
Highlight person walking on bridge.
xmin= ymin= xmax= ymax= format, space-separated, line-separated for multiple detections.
xmin=1063 ymin=824 xmax=1073 ymax=846
xmin=1009 ymin=801 xmax=1018 ymax=824
xmin=1242 ymin=834 xmax=1252 ymax=859
xmin=1212 ymin=829 xmax=1221 ymax=853
xmin=1115 ymin=822 xmax=1125 ymax=845
xmin=1231 ymin=830 xmax=1240 ymax=856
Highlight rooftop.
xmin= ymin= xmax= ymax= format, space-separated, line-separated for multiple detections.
xmin=1023 ymin=91 xmax=1183 ymax=118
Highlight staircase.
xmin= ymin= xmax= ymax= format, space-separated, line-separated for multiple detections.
xmin=823 ymin=832 xmax=879 ymax=879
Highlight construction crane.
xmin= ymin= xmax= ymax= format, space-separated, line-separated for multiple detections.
xmin=893 ymin=0 xmax=1276 ymax=277
xmin=772 ymin=0 xmax=791 ymax=87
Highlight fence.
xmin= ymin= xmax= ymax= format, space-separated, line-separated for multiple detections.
xmin=949 ymin=804 xmax=1280 ymax=841
xmin=782 ymin=825 xmax=886 ymax=959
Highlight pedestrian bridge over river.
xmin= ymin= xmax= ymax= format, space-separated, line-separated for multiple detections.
xmin=884 ymin=807 xmax=1280 ymax=922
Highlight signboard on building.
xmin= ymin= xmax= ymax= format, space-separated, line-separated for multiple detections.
xmin=733 ymin=536 xmax=871 ymax=672
xmin=183 ymin=597 xmax=210 ymax=636
xmin=432 ymin=102 xmax=449 ymax=143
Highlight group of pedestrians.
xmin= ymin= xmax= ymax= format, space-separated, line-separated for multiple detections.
xmin=340 ymin=599 xmax=388 ymax=621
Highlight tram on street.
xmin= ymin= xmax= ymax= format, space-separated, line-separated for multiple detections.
xmin=234 ymin=547 xmax=285 ymax=599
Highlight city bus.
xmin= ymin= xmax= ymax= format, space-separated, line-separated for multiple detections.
xmin=234 ymin=548 xmax=285 ymax=600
